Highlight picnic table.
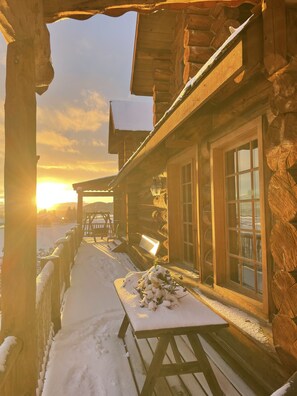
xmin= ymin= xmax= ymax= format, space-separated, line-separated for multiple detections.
xmin=114 ymin=277 xmax=228 ymax=396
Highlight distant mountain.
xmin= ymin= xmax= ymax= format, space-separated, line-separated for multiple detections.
xmin=83 ymin=202 xmax=113 ymax=214
xmin=52 ymin=201 xmax=113 ymax=214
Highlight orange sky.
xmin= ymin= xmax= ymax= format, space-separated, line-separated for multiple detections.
xmin=0 ymin=13 xmax=151 ymax=210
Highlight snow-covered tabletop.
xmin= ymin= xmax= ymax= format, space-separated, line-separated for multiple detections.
xmin=114 ymin=277 xmax=228 ymax=338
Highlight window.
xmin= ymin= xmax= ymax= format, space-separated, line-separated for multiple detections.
xmin=225 ymin=140 xmax=262 ymax=295
xmin=212 ymin=119 xmax=268 ymax=314
xmin=181 ymin=163 xmax=194 ymax=264
xmin=167 ymin=147 xmax=197 ymax=268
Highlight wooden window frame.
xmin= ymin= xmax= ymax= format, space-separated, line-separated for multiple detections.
xmin=167 ymin=146 xmax=199 ymax=269
xmin=211 ymin=118 xmax=269 ymax=318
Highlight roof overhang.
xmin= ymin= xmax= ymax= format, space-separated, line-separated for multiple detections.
xmin=130 ymin=11 xmax=177 ymax=96
xmin=111 ymin=13 xmax=260 ymax=188
xmin=73 ymin=176 xmax=116 ymax=195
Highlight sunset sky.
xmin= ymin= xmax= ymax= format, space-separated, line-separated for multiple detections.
xmin=0 ymin=12 xmax=151 ymax=209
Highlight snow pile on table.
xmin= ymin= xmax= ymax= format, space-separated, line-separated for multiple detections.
xmin=123 ymin=265 xmax=186 ymax=311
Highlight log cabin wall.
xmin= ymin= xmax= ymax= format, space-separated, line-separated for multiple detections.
xmin=125 ymin=149 xmax=168 ymax=267
xmin=152 ymin=5 xmax=248 ymax=123
xmin=259 ymin=4 xmax=297 ymax=374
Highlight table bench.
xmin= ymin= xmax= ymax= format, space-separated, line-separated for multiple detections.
xmin=114 ymin=277 xmax=228 ymax=396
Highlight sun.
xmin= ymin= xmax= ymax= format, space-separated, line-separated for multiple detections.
xmin=37 ymin=182 xmax=76 ymax=211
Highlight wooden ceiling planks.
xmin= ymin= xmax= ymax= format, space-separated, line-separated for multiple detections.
xmin=131 ymin=12 xmax=176 ymax=96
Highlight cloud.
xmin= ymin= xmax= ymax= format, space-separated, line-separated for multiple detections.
xmin=37 ymin=130 xmax=79 ymax=153
xmin=39 ymin=160 xmax=117 ymax=173
xmin=91 ymin=139 xmax=105 ymax=147
xmin=37 ymin=90 xmax=109 ymax=133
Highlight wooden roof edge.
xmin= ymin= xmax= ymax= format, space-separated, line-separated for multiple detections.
xmin=130 ymin=13 xmax=141 ymax=95
xmin=108 ymin=102 xmax=116 ymax=154
xmin=73 ymin=175 xmax=117 ymax=192
xmin=109 ymin=13 xmax=257 ymax=190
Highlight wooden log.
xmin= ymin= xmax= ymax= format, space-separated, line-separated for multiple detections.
xmin=2 ymin=38 xmax=38 ymax=395
xmin=270 ymin=71 xmax=297 ymax=114
xmin=204 ymin=227 xmax=212 ymax=246
xmin=0 ymin=0 xmax=54 ymax=94
xmin=160 ymin=223 xmax=168 ymax=236
xmin=152 ymin=81 xmax=171 ymax=93
xmin=153 ymin=192 xmax=167 ymax=209
xmin=153 ymin=90 xmax=172 ymax=103
xmin=272 ymin=314 xmax=297 ymax=373
xmin=152 ymin=209 xmax=167 ymax=223
xmin=262 ymin=0 xmax=287 ymax=76
xmin=202 ymin=205 xmax=212 ymax=226
xmin=153 ymin=68 xmax=171 ymax=82
xmin=200 ymin=161 xmax=210 ymax=181
xmin=183 ymin=61 xmax=202 ymax=83
xmin=184 ymin=29 xmax=213 ymax=47
xmin=186 ymin=6 xmax=211 ymax=16
xmin=268 ymin=171 xmax=297 ymax=222
xmin=209 ymin=3 xmax=223 ymax=18
xmin=202 ymin=183 xmax=211 ymax=203
xmin=287 ymin=8 xmax=297 ymax=58
xmin=270 ymin=222 xmax=297 ymax=272
xmin=153 ymin=102 xmax=170 ymax=116
xmin=184 ymin=46 xmax=214 ymax=64
xmin=211 ymin=20 xmax=241 ymax=50
xmin=265 ymin=113 xmax=297 ymax=171
xmin=185 ymin=14 xmax=213 ymax=31
xmin=210 ymin=6 xmax=226 ymax=33
xmin=200 ymin=140 xmax=210 ymax=160
xmin=272 ymin=271 xmax=296 ymax=316
xmin=152 ymin=59 xmax=172 ymax=71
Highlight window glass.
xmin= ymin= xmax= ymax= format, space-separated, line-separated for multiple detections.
xmin=239 ymin=173 xmax=252 ymax=199
xmin=238 ymin=143 xmax=250 ymax=171
xmin=253 ymin=170 xmax=259 ymax=198
xmin=239 ymin=202 xmax=253 ymax=229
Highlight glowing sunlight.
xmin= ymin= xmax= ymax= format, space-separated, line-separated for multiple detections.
xmin=37 ymin=182 xmax=76 ymax=211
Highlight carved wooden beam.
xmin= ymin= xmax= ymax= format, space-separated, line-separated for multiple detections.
xmin=0 ymin=0 xmax=54 ymax=94
xmin=42 ymin=0 xmax=258 ymax=22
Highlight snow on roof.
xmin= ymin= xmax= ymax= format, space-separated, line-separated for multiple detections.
xmin=110 ymin=100 xmax=153 ymax=132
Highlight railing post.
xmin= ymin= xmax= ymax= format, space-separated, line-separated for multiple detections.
xmin=55 ymin=238 xmax=71 ymax=290
xmin=38 ymin=255 xmax=61 ymax=333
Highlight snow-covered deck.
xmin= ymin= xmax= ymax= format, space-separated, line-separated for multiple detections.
xmin=41 ymin=238 xmax=256 ymax=396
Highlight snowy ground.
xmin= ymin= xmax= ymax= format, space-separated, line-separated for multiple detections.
xmin=0 ymin=223 xmax=77 ymax=255
xmin=42 ymin=239 xmax=139 ymax=396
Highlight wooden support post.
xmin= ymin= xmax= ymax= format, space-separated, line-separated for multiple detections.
xmin=50 ymin=256 xmax=62 ymax=333
xmin=1 ymin=39 xmax=38 ymax=395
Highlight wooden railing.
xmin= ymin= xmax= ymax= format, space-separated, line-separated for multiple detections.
xmin=0 ymin=224 xmax=82 ymax=395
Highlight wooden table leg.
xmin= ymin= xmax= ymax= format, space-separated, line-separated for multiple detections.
xmin=140 ymin=336 xmax=170 ymax=396
xmin=118 ymin=314 xmax=130 ymax=339
xmin=170 ymin=336 xmax=182 ymax=364
xmin=187 ymin=333 xmax=224 ymax=396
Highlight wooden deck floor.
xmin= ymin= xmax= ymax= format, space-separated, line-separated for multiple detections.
xmin=121 ymin=322 xmax=256 ymax=396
